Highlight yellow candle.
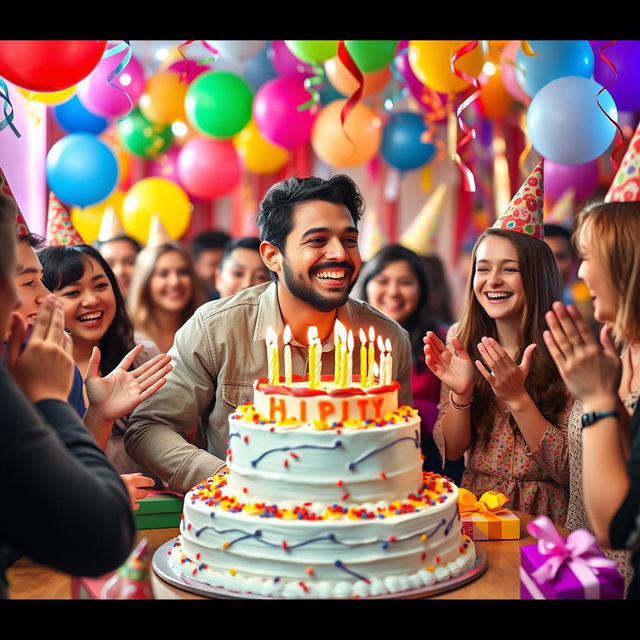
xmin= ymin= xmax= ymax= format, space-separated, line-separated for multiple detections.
xmin=314 ymin=338 xmax=322 ymax=388
xmin=266 ymin=327 xmax=279 ymax=385
xmin=308 ymin=326 xmax=318 ymax=389
xmin=339 ymin=343 xmax=348 ymax=388
xmin=284 ymin=324 xmax=292 ymax=385
xmin=346 ymin=329 xmax=354 ymax=388
xmin=334 ymin=319 xmax=344 ymax=388
xmin=367 ymin=326 xmax=375 ymax=387
xmin=359 ymin=328 xmax=367 ymax=389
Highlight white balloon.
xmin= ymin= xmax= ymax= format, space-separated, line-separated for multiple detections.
xmin=208 ymin=41 xmax=266 ymax=61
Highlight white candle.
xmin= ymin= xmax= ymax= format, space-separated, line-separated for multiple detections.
xmin=385 ymin=338 xmax=392 ymax=385
xmin=284 ymin=324 xmax=292 ymax=385
xmin=377 ymin=334 xmax=386 ymax=386
xmin=346 ymin=329 xmax=354 ymax=387
xmin=334 ymin=319 xmax=345 ymax=388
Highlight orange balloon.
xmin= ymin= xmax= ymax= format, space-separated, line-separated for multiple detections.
xmin=325 ymin=57 xmax=392 ymax=98
xmin=311 ymin=99 xmax=382 ymax=168
xmin=478 ymin=69 xmax=516 ymax=120
xmin=139 ymin=71 xmax=188 ymax=125
xmin=100 ymin=129 xmax=132 ymax=186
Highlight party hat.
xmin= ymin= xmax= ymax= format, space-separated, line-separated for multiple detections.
xmin=0 ymin=165 xmax=29 ymax=236
xmin=98 ymin=205 xmax=125 ymax=242
xmin=46 ymin=192 xmax=85 ymax=246
xmin=399 ymin=183 xmax=448 ymax=257
xmin=492 ymin=159 xmax=544 ymax=240
xmin=100 ymin=537 xmax=153 ymax=600
xmin=605 ymin=121 xmax=640 ymax=202
xmin=359 ymin=207 xmax=388 ymax=262
xmin=146 ymin=214 xmax=171 ymax=247
xmin=545 ymin=188 xmax=575 ymax=227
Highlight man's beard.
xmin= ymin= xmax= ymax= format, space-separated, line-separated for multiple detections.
xmin=281 ymin=258 xmax=357 ymax=313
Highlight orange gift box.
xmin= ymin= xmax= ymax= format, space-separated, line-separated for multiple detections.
xmin=458 ymin=489 xmax=520 ymax=540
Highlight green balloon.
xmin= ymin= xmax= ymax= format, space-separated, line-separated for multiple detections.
xmin=117 ymin=108 xmax=173 ymax=159
xmin=285 ymin=40 xmax=338 ymax=64
xmin=185 ymin=71 xmax=253 ymax=139
xmin=345 ymin=40 xmax=398 ymax=73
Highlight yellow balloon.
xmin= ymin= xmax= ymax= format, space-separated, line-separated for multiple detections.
xmin=70 ymin=190 xmax=125 ymax=244
xmin=311 ymin=100 xmax=382 ymax=168
xmin=18 ymin=85 xmax=77 ymax=105
xmin=234 ymin=119 xmax=289 ymax=174
xmin=139 ymin=71 xmax=188 ymax=125
xmin=122 ymin=178 xmax=192 ymax=245
xmin=408 ymin=41 xmax=484 ymax=94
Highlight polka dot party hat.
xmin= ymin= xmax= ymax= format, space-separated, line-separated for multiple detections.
xmin=0 ymin=165 xmax=30 ymax=236
xmin=46 ymin=191 xmax=85 ymax=246
xmin=492 ymin=159 xmax=544 ymax=240
xmin=606 ymin=121 xmax=640 ymax=202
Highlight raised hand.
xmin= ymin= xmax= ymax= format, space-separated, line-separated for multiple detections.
xmin=544 ymin=302 xmax=620 ymax=405
xmin=475 ymin=336 xmax=537 ymax=408
xmin=85 ymin=344 xmax=173 ymax=423
xmin=120 ymin=473 xmax=155 ymax=511
xmin=423 ymin=331 xmax=475 ymax=397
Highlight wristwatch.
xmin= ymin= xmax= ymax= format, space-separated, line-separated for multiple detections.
xmin=581 ymin=410 xmax=618 ymax=429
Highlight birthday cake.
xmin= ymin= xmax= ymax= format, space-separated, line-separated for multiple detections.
xmin=168 ymin=372 xmax=475 ymax=598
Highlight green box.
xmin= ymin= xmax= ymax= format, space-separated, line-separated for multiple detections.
xmin=134 ymin=494 xmax=184 ymax=530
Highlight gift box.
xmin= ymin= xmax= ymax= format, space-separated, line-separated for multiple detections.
xmin=458 ymin=489 xmax=520 ymax=540
xmin=71 ymin=574 xmax=114 ymax=599
xmin=520 ymin=516 xmax=624 ymax=600
xmin=134 ymin=491 xmax=184 ymax=530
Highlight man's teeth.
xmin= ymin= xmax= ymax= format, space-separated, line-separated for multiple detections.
xmin=78 ymin=311 xmax=103 ymax=321
xmin=316 ymin=271 xmax=345 ymax=279
xmin=486 ymin=292 xmax=512 ymax=299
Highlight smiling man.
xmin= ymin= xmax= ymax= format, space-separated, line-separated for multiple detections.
xmin=125 ymin=175 xmax=412 ymax=493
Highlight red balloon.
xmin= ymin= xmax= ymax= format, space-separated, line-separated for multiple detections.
xmin=0 ymin=40 xmax=107 ymax=92
xmin=177 ymin=137 xmax=241 ymax=200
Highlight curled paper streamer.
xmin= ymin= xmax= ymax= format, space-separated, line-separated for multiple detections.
xmin=330 ymin=40 xmax=362 ymax=150
xmin=297 ymin=62 xmax=324 ymax=112
xmin=521 ymin=41 xmax=540 ymax=57
xmin=0 ymin=77 xmax=21 ymax=138
xmin=177 ymin=40 xmax=195 ymax=82
xmin=596 ymin=41 xmax=625 ymax=171
xmin=24 ymin=96 xmax=41 ymax=127
xmin=450 ymin=40 xmax=480 ymax=191
xmin=199 ymin=40 xmax=220 ymax=66
xmin=102 ymin=40 xmax=133 ymax=118
xmin=385 ymin=46 xmax=409 ymax=112
xmin=420 ymin=87 xmax=446 ymax=162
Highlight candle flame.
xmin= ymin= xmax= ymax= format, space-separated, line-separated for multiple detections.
xmin=334 ymin=318 xmax=346 ymax=342
xmin=307 ymin=325 xmax=318 ymax=343
xmin=359 ymin=328 xmax=367 ymax=344
xmin=266 ymin=326 xmax=275 ymax=344
xmin=347 ymin=329 xmax=354 ymax=351
xmin=368 ymin=326 xmax=375 ymax=343
xmin=283 ymin=324 xmax=292 ymax=345
xmin=385 ymin=338 xmax=392 ymax=352
xmin=377 ymin=335 xmax=385 ymax=353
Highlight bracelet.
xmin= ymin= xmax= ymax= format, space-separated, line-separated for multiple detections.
xmin=581 ymin=410 xmax=618 ymax=430
xmin=449 ymin=390 xmax=473 ymax=410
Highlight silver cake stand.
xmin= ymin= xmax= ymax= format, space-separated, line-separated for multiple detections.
xmin=152 ymin=539 xmax=488 ymax=600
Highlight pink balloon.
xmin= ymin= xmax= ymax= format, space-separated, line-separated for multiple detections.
xmin=177 ymin=137 xmax=241 ymax=200
xmin=147 ymin=146 xmax=184 ymax=186
xmin=254 ymin=77 xmax=318 ymax=150
xmin=167 ymin=59 xmax=211 ymax=84
xmin=500 ymin=41 xmax=530 ymax=105
xmin=268 ymin=40 xmax=313 ymax=79
xmin=77 ymin=46 xmax=145 ymax=118
xmin=545 ymin=159 xmax=599 ymax=204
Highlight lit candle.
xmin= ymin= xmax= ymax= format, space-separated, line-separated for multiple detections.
xmin=359 ymin=328 xmax=367 ymax=389
xmin=367 ymin=326 xmax=376 ymax=388
xmin=346 ymin=329 xmax=354 ymax=387
xmin=334 ymin=319 xmax=344 ymax=388
xmin=266 ymin=327 xmax=279 ymax=385
xmin=377 ymin=334 xmax=386 ymax=386
xmin=314 ymin=336 xmax=322 ymax=388
xmin=385 ymin=338 xmax=392 ymax=385
xmin=284 ymin=324 xmax=292 ymax=385
xmin=308 ymin=326 xmax=319 ymax=389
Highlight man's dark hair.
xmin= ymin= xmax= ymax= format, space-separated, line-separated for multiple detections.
xmin=191 ymin=230 xmax=232 ymax=260
xmin=220 ymin=236 xmax=261 ymax=269
xmin=256 ymin=175 xmax=365 ymax=281
xmin=95 ymin=234 xmax=142 ymax=254
xmin=543 ymin=223 xmax=575 ymax=255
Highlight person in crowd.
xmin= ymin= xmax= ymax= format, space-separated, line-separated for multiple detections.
xmin=96 ymin=234 xmax=141 ymax=298
xmin=215 ymin=237 xmax=271 ymax=299
xmin=420 ymin=255 xmax=455 ymax=326
xmin=360 ymin=244 xmax=464 ymax=484
xmin=191 ymin=230 xmax=231 ymax=300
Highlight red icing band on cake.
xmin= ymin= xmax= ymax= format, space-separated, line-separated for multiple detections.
xmin=256 ymin=377 xmax=399 ymax=397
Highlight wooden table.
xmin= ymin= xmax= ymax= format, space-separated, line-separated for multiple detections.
xmin=7 ymin=511 xmax=550 ymax=599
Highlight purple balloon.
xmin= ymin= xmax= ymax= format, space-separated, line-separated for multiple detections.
xmin=167 ymin=59 xmax=211 ymax=84
xmin=77 ymin=46 xmax=145 ymax=119
xmin=253 ymin=77 xmax=318 ymax=150
xmin=268 ymin=40 xmax=313 ymax=79
xmin=592 ymin=40 xmax=640 ymax=111
xmin=545 ymin=159 xmax=599 ymax=204
xmin=394 ymin=51 xmax=448 ymax=117
xmin=147 ymin=146 xmax=184 ymax=187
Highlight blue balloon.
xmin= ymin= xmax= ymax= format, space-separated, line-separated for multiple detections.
xmin=380 ymin=112 xmax=435 ymax=171
xmin=46 ymin=134 xmax=118 ymax=207
xmin=53 ymin=95 xmax=109 ymax=135
xmin=244 ymin=41 xmax=278 ymax=92
xmin=516 ymin=40 xmax=594 ymax=97
xmin=527 ymin=76 xmax=618 ymax=165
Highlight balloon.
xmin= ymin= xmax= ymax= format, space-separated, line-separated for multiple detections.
xmin=253 ymin=77 xmax=318 ymax=150
xmin=209 ymin=40 xmax=266 ymax=61
xmin=527 ymin=77 xmax=618 ymax=165
xmin=177 ymin=137 xmax=241 ymax=200
xmin=592 ymin=40 xmax=640 ymax=111
xmin=325 ymin=56 xmax=391 ymax=98
xmin=166 ymin=58 xmax=211 ymax=83
xmin=311 ymin=99 xmax=382 ymax=168
xmin=122 ymin=178 xmax=191 ymax=244
xmin=515 ymin=41 xmax=594 ymax=97
xmin=285 ymin=41 xmax=338 ymax=64
xmin=345 ymin=40 xmax=398 ymax=73
xmin=408 ymin=41 xmax=484 ymax=94
xmin=244 ymin=43 xmax=279 ymax=92
xmin=53 ymin=95 xmax=109 ymax=134
xmin=234 ymin=119 xmax=289 ymax=174
xmin=477 ymin=69 xmax=516 ymax=120
xmin=500 ymin=41 xmax=531 ymax=104
xmin=117 ymin=108 xmax=173 ymax=158
xmin=77 ymin=45 xmax=146 ymax=118
xmin=0 ymin=40 xmax=106 ymax=92
xmin=393 ymin=51 xmax=448 ymax=116
xmin=71 ymin=189 xmax=125 ymax=244
xmin=545 ymin=159 xmax=599 ymax=204
xmin=139 ymin=71 xmax=187 ymax=125
xmin=18 ymin=85 xmax=76 ymax=105
xmin=380 ymin=112 xmax=435 ymax=171
xmin=46 ymin=134 xmax=118 ymax=208
xmin=268 ymin=40 xmax=313 ymax=79
xmin=148 ymin=147 xmax=184 ymax=186
xmin=185 ymin=71 xmax=253 ymax=139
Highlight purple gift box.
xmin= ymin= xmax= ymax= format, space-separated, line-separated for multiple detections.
xmin=520 ymin=516 xmax=624 ymax=600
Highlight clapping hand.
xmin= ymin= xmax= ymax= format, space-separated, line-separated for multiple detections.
xmin=423 ymin=331 xmax=475 ymax=397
